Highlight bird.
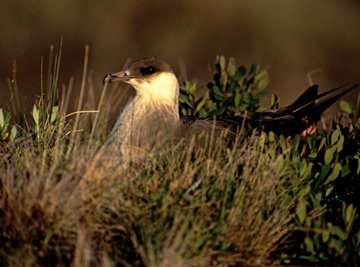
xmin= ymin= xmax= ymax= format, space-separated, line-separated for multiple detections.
xmin=104 ymin=57 xmax=358 ymax=156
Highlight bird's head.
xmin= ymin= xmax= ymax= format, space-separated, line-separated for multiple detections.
xmin=104 ymin=57 xmax=179 ymax=105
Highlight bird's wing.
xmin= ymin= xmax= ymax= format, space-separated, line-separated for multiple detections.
xmin=176 ymin=116 xmax=240 ymax=146
xmin=180 ymin=84 xmax=358 ymax=137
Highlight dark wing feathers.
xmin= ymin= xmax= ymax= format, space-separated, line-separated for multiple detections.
xmin=181 ymin=84 xmax=358 ymax=137
xmin=291 ymin=84 xmax=318 ymax=107
xmin=293 ymin=84 xmax=358 ymax=119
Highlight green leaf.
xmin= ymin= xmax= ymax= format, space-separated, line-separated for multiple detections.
xmin=324 ymin=147 xmax=335 ymax=165
xmin=50 ymin=105 xmax=58 ymax=123
xmin=32 ymin=105 xmax=39 ymax=125
xmin=331 ymin=226 xmax=346 ymax=240
xmin=343 ymin=202 xmax=356 ymax=233
xmin=322 ymin=230 xmax=330 ymax=242
xmin=317 ymin=137 xmax=327 ymax=152
xmin=300 ymin=161 xmax=310 ymax=178
xmin=220 ymin=72 xmax=228 ymax=86
xmin=276 ymin=156 xmax=286 ymax=174
xmin=300 ymin=185 xmax=311 ymax=197
xmin=325 ymin=186 xmax=333 ymax=196
xmin=331 ymin=128 xmax=340 ymax=145
xmin=345 ymin=204 xmax=354 ymax=224
xmin=254 ymin=68 xmax=269 ymax=84
xmin=339 ymin=100 xmax=353 ymax=114
xmin=268 ymin=131 xmax=276 ymax=142
xmin=258 ymin=78 xmax=269 ymax=91
xmin=253 ymin=89 xmax=268 ymax=100
xmin=0 ymin=108 xmax=4 ymax=128
xmin=234 ymin=92 xmax=241 ymax=108
xmin=228 ymin=80 xmax=236 ymax=92
xmin=242 ymin=93 xmax=250 ymax=104
xmin=279 ymin=135 xmax=288 ymax=151
xmin=330 ymin=238 xmax=344 ymax=252
xmin=307 ymin=137 xmax=315 ymax=150
xmin=304 ymin=236 xmax=314 ymax=253
xmin=185 ymin=81 xmax=197 ymax=94
xmin=299 ymin=255 xmax=319 ymax=263
xmin=10 ymin=126 xmax=17 ymax=141
xmin=296 ymin=200 xmax=307 ymax=224
xmin=258 ymin=133 xmax=266 ymax=149
xmin=209 ymin=107 xmax=226 ymax=116
xmin=335 ymin=135 xmax=344 ymax=153
xmin=226 ymin=57 xmax=237 ymax=76
xmin=324 ymin=163 xmax=342 ymax=184
xmin=356 ymin=156 xmax=360 ymax=174
xmin=195 ymin=98 xmax=207 ymax=113
xmin=234 ymin=66 xmax=246 ymax=80
xmin=212 ymin=85 xmax=224 ymax=101
xmin=2 ymin=132 xmax=9 ymax=140
xmin=218 ymin=55 xmax=226 ymax=70
xmin=179 ymin=94 xmax=193 ymax=108
xmin=313 ymin=192 xmax=322 ymax=208
xmin=292 ymin=134 xmax=300 ymax=154
xmin=317 ymin=164 xmax=331 ymax=185
xmin=341 ymin=164 xmax=350 ymax=177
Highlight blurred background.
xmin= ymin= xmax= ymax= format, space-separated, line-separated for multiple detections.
xmin=0 ymin=0 xmax=359 ymax=113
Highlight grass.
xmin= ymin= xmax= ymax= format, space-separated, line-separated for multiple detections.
xmin=0 ymin=128 xmax=306 ymax=266
xmin=0 ymin=46 xmax=359 ymax=266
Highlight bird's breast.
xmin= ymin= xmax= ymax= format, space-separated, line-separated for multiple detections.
xmin=113 ymin=98 xmax=180 ymax=153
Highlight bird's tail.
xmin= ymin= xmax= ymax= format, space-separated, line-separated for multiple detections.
xmin=244 ymin=84 xmax=359 ymax=136
xmin=292 ymin=84 xmax=358 ymax=119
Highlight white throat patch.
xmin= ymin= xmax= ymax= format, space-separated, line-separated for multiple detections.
xmin=129 ymin=72 xmax=179 ymax=104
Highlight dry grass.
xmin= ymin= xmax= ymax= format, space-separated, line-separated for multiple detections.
xmin=0 ymin=115 xmax=310 ymax=266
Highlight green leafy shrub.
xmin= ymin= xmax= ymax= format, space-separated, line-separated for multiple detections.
xmin=0 ymin=109 xmax=17 ymax=141
xmin=287 ymin=120 xmax=360 ymax=265
xmin=179 ymin=55 xmax=270 ymax=117
xmin=180 ymin=55 xmax=360 ymax=265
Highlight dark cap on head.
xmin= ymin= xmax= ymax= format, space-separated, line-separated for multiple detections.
xmin=127 ymin=57 xmax=174 ymax=78
xmin=104 ymin=57 xmax=174 ymax=84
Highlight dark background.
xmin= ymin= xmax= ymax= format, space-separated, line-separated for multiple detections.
xmin=1 ymin=0 xmax=359 ymax=112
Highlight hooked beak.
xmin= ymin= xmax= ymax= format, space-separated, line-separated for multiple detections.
xmin=103 ymin=71 xmax=130 ymax=84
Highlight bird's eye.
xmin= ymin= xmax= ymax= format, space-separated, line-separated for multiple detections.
xmin=140 ymin=66 xmax=156 ymax=76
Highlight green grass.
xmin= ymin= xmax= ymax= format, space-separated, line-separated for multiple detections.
xmin=0 ymin=47 xmax=359 ymax=266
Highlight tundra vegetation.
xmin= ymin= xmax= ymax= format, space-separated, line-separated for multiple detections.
xmin=0 ymin=46 xmax=359 ymax=266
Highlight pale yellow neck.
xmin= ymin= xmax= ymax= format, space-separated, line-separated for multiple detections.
xmin=114 ymin=95 xmax=180 ymax=150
